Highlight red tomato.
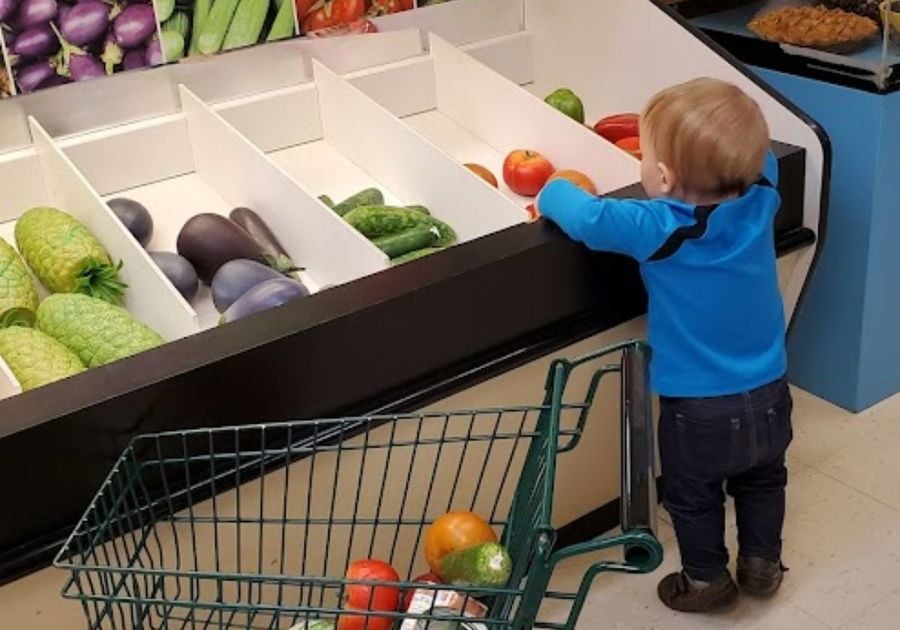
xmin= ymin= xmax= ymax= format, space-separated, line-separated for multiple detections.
xmin=401 ymin=571 xmax=443 ymax=611
xmin=615 ymin=136 xmax=642 ymax=159
xmin=368 ymin=0 xmax=414 ymax=15
xmin=593 ymin=113 xmax=640 ymax=144
xmin=339 ymin=559 xmax=399 ymax=630
xmin=302 ymin=0 xmax=367 ymax=32
xmin=502 ymin=150 xmax=556 ymax=197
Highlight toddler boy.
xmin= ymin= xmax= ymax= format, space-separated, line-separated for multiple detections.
xmin=538 ymin=78 xmax=793 ymax=612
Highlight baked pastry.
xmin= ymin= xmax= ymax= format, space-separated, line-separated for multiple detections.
xmin=748 ymin=5 xmax=880 ymax=51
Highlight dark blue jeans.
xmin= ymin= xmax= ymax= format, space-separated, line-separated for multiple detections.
xmin=659 ymin=377 xmax=793 ymax=582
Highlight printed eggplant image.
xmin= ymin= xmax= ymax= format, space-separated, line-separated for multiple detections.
xmin=0 ymin=0 xmax=164 ymax=94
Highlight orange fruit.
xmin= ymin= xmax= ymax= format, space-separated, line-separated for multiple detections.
xmin=548 ymin=169 xmax=598 ymax=195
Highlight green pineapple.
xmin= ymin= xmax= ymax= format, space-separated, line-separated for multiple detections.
xmin=36 ymin=294 xmax=163 ymax=368
xmin=15 ymin=207 xmax=127 ymax=304
xmin=0 ymin=237 xmax=39 ymax=327
xmin=0 ymin=326 xmax=85 ymax=391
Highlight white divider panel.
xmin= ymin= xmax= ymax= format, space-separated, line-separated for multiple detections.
xmin=429 ymin=34 xmax=639 ymax=196
xmin=216 ymin=85 xmax=323 ymax=154
xmin=345 ymin=57 xmax=437 ymax=120
xmin=523 ymin=0 xmax=824 ymax=322
xmin=0 ymin=358 xmax=22 ymax=402
xmin=179 ymin=86 xmax=389 ymax=287
xmin=28 ymin=117 xmax=199 ymax=341
xmin=374 ymin=0 xmax=523 ymax=48
xmin=461 ymin=32 xmax=535 ymax=87
xmin=0 ymin=149 xmax=46 ymax=223
xmin=294 ymin=29 xmax=423 ymax=76
xmin=313 ymin=61 xmax=524 ymax=242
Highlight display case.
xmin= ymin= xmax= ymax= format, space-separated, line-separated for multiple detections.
xmin=0 ymin=0 xmax=828 ymax=580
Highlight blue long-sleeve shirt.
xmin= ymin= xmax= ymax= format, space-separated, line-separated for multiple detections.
xmin=538 ymin=152 xmax=786 ymax=397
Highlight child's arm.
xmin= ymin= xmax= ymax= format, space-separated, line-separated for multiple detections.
xmin=537 ymin=179 xmax=678 ymax=261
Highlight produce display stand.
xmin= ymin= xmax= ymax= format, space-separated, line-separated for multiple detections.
xmin=675 ymin=0 xmax=899 ymax=411
xmin=0 ymin=0 xmax=828 ymax=582
xmin=55 ymin=342 xmax=662 ymax=629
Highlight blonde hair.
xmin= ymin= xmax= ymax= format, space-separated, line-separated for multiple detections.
xmin=641 ymin=78 xmax=770 ymax=195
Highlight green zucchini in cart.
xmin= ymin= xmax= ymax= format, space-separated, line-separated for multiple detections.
xmin=0 ymin=237 xmax=39 ymax=327
xmin=0 ymin=326 xmax=85 ymax=391
xmin=36 ymin=294 xmax=163 ymax=368
xmin=15 ymin=207 xmax=127 ymax=304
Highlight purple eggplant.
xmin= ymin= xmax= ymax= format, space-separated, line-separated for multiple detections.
xmin=144 ymin=34 xmax=163 ymax=66
xmin=177 ymin=214 xmax=268 ymax=284
xmin=61 ymin=0 xmax=110 ymax=46
xmin=0 ymin=0 xmax=18 ymax=23
xmin=122 ymin=47 xmax=146 ymax=70
xmin=113 ymin=4 xmax=155 ymax=48
xmin=222 ymin=278 xmax=310 ymax=324
xmin=12 ymin=25 xmax=59 ymax=59
xmin=229 ymin=207 xmax=298 ymax=275
xmin=16 ymin=59 xmax=55 ymax=92
xmin=69 ymin=52 xmax=104 ymax=81
xmin=149 ymin=252 xmax=199 ymax=301
xmin=15 ymin=0 xmax=57 ymax=29
xmin=108 ymin=197 xmax=153 ymax=245
xmin=211 ymin=259 xmax=285 ymax=313
xmin=57 ymin=0 xmax=71 ymax=21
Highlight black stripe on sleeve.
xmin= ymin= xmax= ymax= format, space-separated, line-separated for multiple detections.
xmin=647 ymin=203 xmax=720 ymax=262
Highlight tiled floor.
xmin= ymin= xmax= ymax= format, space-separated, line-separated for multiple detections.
xmin=544 ymin=387 xmax=900 ymax=629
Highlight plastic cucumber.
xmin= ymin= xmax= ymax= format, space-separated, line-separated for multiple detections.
xmin=391 ymin=247 xmax=443 ymax=266
xmin=197 ymin=0 xmax=240 ymax=55
xmin=438 ymin=542 xmax=512 ymax=589
xmin=333 ymin=188 xmax=384 ymax=217
xmin=404 ymin=204 xmax=431 ymax=216
xmin=422 ymin=216 xmax=457 ymax=247
xmin=222 ymin=0 xmax=268 ymax=50
xmin=374 ymin=225 xmax=439 ymax=259
xmin=318 ymin=195 xmax=335 ymax=208
xmin=266 ymin=0 xmax=296 ymax=42
xmin=344 ymin=206 xmax=425 ymax=238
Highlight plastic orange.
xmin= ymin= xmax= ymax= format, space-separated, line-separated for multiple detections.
xmin=548 ymin=169 xmax=598 ymax=195
xmin=424 ymin=511 xmax=498 ymax=573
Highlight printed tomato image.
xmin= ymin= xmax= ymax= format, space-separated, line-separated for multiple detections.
xmin=338 ymin=559 xmax=400 ymax=630
xmin=298 ymin=0 xmax=414 ymax=34
xmin=368 ymin=0 xmax=414 ymax=15
xmin=424 ymin=511 xmax=497 ymax=573
xmin=503 ymin=150 xmax=556 ymax=197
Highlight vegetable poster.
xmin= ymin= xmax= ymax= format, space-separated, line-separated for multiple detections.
xmin=0 ymin=0 xmax=464 ymax=97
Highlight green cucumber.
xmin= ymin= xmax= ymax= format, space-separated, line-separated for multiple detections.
xmin=163 ymin=11 xmax=191 ymax=41
xmin=155 ymin=0 xmax=176 ymax=23
xmin=189 ymin=0 xmax=213 ymax=55
xmin=266 ymin=0 xmax=297 ymax=42
xmin=404 ymin=204 xmax=431 ymax=216
xmin=344 ymin=206 xmax=424 ymax=238
xmin=318 ymin=195 xmax=335 ymax=208
xmin=222 ymin=0 xmax=269 ymax=50
xmin=374 ymin=226 xmax=439 ymax=259
xmin=197 ymin=0 xmax=241 ymax=55
xmin=391 ymin=247 xmax=444 ymax=266
xmin=438 ymin=542 xmax=512 ymax=589
xmin=161 ymin=30 xmax=185 ymax=61
xmin=422 ymin=216 xmax=457 ymax=247
xmin=332 ymin=188 xmax=384 ymax=217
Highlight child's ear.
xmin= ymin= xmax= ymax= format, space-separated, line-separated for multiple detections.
xmin=658 ymin=162 xmax=676 ymax=195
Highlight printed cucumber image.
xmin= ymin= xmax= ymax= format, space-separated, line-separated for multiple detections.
xmin=158 ymin=0 xmax=299 ymax=61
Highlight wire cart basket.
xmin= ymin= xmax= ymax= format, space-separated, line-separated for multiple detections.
xmin=56 ymin=340 xmax=664 ymax=629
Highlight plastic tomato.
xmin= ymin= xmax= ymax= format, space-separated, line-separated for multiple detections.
xmin=615 ymin=137 xmax=642 ymax=160
xmin=548 ymin=169 xmax=598 ymax=195
xmin=337 ymin=611 xmax=393 ymax=630
xmin=302 ymin=0 xmax=367 ymax=32
xmin=424 ymin=511 xmax=498 ymax=573
xmin=502 ymin=150 xmax=555 ymax=197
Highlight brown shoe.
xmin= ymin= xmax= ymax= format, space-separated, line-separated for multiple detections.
xmin=657 ymin=570 xmax=738 ymax=612
xmin=737 ymin=556 xmax=786 ymax=596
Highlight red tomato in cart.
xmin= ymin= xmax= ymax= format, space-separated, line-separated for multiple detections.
xmin=368 ymin=0 xmax=414 ymax=15
xmin=338 ymin=559 xmax=400 ymax=630
xmin=302 ymin=0 xmax=367 ymax=32
xmin=502 ymin=150 xmax=556 ymax=197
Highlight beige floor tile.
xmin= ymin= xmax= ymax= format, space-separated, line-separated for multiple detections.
xmin=815 ymin=424 xmax=900 ymax=512
xmin=0 ymin=566 xmax=83 ymax=628
xmin=788 ymin=387 xmax=897 ymax=467
xmin=844 ymin=586 xmax=900 ymax=630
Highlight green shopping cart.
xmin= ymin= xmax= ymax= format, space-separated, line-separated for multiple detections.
xmin=55 ymin=340 xmax=663 ymax=629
